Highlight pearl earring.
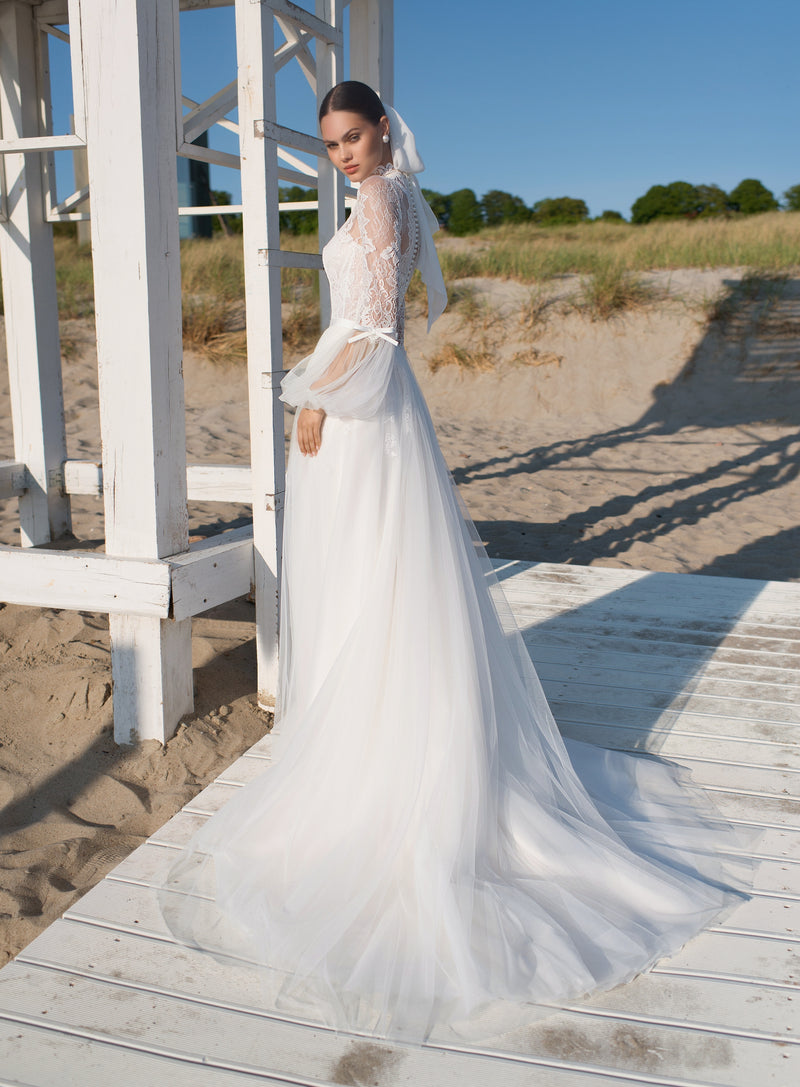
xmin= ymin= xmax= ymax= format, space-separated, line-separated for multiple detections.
xmin=382 ymin=133 xmax=390 ymax=143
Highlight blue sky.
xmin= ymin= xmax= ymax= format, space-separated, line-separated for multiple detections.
xmin=49 ymin=0 xmax=799 ymax=219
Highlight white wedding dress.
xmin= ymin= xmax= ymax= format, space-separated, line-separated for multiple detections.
xmin=158 ymin=164 xmax=751 ymax=1045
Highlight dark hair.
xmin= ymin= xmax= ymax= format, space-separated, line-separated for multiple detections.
xmin=318 ymin=80 xmax=385 ymax=126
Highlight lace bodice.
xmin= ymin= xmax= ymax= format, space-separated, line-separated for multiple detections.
xmin=323 ymin=164 xmax=420 ymax=343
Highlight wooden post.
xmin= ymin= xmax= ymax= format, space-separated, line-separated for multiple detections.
xmin=349 ymin=0 xmax=394 ymax=106
xmin=0 ymin=0 xmax=71 ymax=546
xmin=315 ymin=0 xmax=345 ymax=327
xmin=234 ymin=0 xmax=285 ymax=710
xmin=77 ymin=0 xmax=192 ymax=744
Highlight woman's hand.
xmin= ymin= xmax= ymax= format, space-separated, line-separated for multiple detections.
xmin=297 ymin=406 xmax=326 ymax=456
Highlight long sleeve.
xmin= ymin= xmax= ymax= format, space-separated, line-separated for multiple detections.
xmin=279 ymin=174 xmax=404 ymax=420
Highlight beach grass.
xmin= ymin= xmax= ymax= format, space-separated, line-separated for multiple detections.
xmin=43 ymin=212 xmax=800 ymax=362
xmin=439 ymin=211 xmax=800 ymax=282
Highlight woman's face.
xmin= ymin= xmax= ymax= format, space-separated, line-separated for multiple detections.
xmin=320 ymin=109 xmax=391 ymax=183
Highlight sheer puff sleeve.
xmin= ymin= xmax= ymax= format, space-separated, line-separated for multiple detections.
xmin=279 ymin=174 xmax=403 ymax=420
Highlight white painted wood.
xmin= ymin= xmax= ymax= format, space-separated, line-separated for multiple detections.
xmin=0 ymin=543 xmax=170 ymax=615
xmin=349 ymin=0 xmax=393 ymax=106
xmin=4 ymin=557 xmax=799 ymax=1085
xmin=0 ymin=0 xmax=71 ymax=545
xmin=0 ymin=459 xmax=27 ymax=499
xmin=0 ymin=531 xmax=252 ymax=618
xmin=169 ymin=524 xmax=254 ymax=620
xmin=186 ymin=463 xmax=253 ymax=501
xmin=108 ymin=613 xmax=193 ymax=746
xmin=258 ymin=247 xmax=323 ymax=269
xmin=316 ymin=0 xmax=345 ymax=327
xmin=254 ymin=117 xmax=325 ymax=155
xmin=234 ymin=0 xmax=286 ymax=711
xmin=63 ymin=459 xmax=254 ymax=502
xmin=182 ymin=78 xmax=238 ymax=145
xmin=78 ymin=0 xmax=192 ymax=743
xmin=1 ymin=959 xmax=795 ymax=1087
xmin=274 ymin=13 xmax=316 ymax=92
xmin=0 ymin=131 xmax=84 ymax=152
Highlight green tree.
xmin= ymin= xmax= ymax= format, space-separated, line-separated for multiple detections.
xmin=784 ymin=184 xmax=800 ymax=212
xmin=532 ymin=196 xmax=589 ymax=225
xmin=447 ymin=188 xmax=484 ymax=235
xmin=422 ymin=188 xmax=450 ymax=226
xmin=631 ymin=182 xmax=701 ymax=224
xmin=481 ymin=189 xmax=530 ymax=226
xmin=695 ymin=184 xmax=733 ymax=218
xmin=728 ymin=178 xmax=778 ymax=215
xmin=597 ymin=209 xmax=625 ymax=222
xmin=279 ymin=186 xmax=318 ymax=234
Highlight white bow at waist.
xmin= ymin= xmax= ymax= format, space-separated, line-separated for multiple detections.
xmin=330 ymin=317 xmax=399 ymax=347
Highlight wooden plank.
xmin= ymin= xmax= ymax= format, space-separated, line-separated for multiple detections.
xmin=525 ymin=628 xmax=800 ymax=671
xmin=78 ymin=0 xmax=193 ymax=743
xmin=257 ymin=247 xmax=323 ymax=269
xmin=526 ymin=641 xmax=800 ymax=688
xmin=269 ymin=0 xmax=343 ymax=48
xmin=254 ymin=118 xmax=324 ymax=156
xmin=182 ymin=78 xmax=238 ymax=145
xmin=0 ymin=459 xmax=27 ymax=499
xmin=0 ymin=960 xmax=795 ymax=1087
xmin=0 ymin=543 xmax=170 ymax=615
xmin=64 ymin=460 xmax=254 ymax=502
xmin=186 ymin=463 xmax=253 ymax=502
xmin=0 ymin=1 xmax=71 ymax=545
xmin=169 ymin=525 xmax=254 ymax=620
xmin=0 ymin=132 xmax=84 ymax=152
xmin=0 ymin=1021 xmax=293 ymax=1087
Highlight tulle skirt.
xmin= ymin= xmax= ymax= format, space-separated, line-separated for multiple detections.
xmin=158 ymin=332 xmax=753 ymax=1045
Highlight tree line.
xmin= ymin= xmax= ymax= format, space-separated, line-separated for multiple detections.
xmin=211 ymin=179 xmax=800 ymax=237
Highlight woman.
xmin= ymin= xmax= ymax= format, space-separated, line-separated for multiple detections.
xmin=158 ymin=82 xmax=752 ymax=1046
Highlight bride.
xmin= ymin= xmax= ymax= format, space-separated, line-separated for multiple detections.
xmin=158 ymin=81 xmax=751 ymax=1045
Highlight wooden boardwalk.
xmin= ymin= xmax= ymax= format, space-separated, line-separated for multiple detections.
xmin=1 ymin=560 xmax=798 ymax=1086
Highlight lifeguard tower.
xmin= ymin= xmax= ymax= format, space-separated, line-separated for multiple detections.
xmin=0 ymin=0 xmax=393 ymax=744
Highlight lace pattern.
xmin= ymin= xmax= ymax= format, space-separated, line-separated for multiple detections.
xmin=324 ymin=165 xmax=420 ymax=345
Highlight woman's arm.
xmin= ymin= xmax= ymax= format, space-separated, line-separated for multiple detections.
xmin=281 ymin=175 xmax=404 ymax=445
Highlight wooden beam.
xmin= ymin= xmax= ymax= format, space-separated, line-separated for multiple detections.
xmin=62 ymin=460 xmax=255 ymax=503
xmin=182 ymin=79 xmax=238 ymax=145
xmin=0 ymin=544 xmax=171 ymax=616
xmin=0 ymin=133 xmax=85 ymax=153
xmin=0 ymin=0 xmax=71 ymax=546
xmin=254 ymin=118 xmax=324 ymax=156
xmin=0 ymin=459 xmax=28 ymax=500
xmin=257 ymin=248 xmax=323 ymax=269
xmin=0 ymin=530 xmax=254 ymax=620
xmin=78 ymin=0 xmax=192 ymax=744
xmin=349 ymin=0 xmax=393 ymax=106
xmin=170 ymin=525 xmax=254 ymax=621
xmin=315 ymin=0 xmax=346 ymax=326
xmin=269 ymin=0 xmax=342 ymax=47
xmin=234 ymin=0 xmax=286 ymax=711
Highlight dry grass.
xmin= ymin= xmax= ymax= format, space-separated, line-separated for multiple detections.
xmin=567 ymin=264 xmax=659 ymax=321
xmin=445 ymin=211 xmax=800 ymax=281
xmin=42 ymin=213 xmax=800 ymax=369
xmin=426 ymin=342 xmax=495 ymax=374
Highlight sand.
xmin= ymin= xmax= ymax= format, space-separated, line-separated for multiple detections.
xmin=1 ymin=265 xmax=799 ymax=965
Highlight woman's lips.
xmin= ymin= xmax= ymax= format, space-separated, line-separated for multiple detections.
xmin=344 ymin=165 xmax=359 ymax=173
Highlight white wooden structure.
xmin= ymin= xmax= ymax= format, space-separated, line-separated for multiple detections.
xmin=0 ymin=0 xmax=393 ymax=744
xmin=0 ymin=560 xmax=797 ymax=1084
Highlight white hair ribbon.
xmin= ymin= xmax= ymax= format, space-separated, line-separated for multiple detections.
xmin=383 ymin=104 xmax=447 ymax=331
